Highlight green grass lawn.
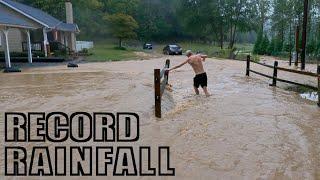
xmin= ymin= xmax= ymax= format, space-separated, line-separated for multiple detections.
xmin=154 ymin=42 xmax=253 ymax=55
xmin=85 ymin=41 xmax=254 ymax=62
xmin=86 ymin=43 xmax=139 ymax=62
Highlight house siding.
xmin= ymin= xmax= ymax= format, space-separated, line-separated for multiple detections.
xmin=0 ymin=29 xmax=23 ymax=52
xmin=8 ymin=28 xmax=23 ymax=52
xmin=0 ymin=4 xmax=42 ymax=53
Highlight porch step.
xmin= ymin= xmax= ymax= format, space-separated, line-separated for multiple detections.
xmin=0 ymin=57 xmax=66 ymax=63
xmin=3 ymin=67 xmax=21 ymax=73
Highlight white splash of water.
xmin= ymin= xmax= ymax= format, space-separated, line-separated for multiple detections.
xmin=300 ymin=92 xmax=318 ymax=102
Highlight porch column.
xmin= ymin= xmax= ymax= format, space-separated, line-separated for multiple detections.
xmin=2 ymin=29 xmax=11 ymax=68
xmin=43 ymin=28 xmax=48 ymax=57
xmin=70 ymin=32 xmax=76 ymax=52
xmin=26 ymin=30 xmax=33 ymax=63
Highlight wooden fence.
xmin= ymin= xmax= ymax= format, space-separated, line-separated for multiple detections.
xmin=154 ymin=59 xmax=171 ymax=118
xmin=246 ymin=55 xmax=320 ymax=107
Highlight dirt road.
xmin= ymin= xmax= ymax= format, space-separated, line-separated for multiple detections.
xmin=0 ymin=56 xmax=319 ymax=179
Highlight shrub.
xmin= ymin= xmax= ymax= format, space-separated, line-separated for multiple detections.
xmin=53 ymin=50 xmax=67 ymax=57
xmin=253 ymin=31 xmax=263 ymax=54
xmin=315 ymin=41 xmax=320 ymax=58
xmin=274 ymin=38 xmax=283 ymax=54
xmin=260 ymin=35 xmax=269 ymax=55
xmin=267 ymin=38 xmax=276 ymax=55
xmin=306 ymin=39 xmax=317 ymax=55
xmin=79 ymin=48 xmax=89 ymax=54
xmin=282 ymin=42 xmax=293 ymax=52
xmin=113 ymin=46 xmax=127 ymax=50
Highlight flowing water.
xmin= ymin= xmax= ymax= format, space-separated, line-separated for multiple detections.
xmin=0 ymin=57 xmax=319 ymax=179
xmin=300 ymin=92 xmax=318 ymax=102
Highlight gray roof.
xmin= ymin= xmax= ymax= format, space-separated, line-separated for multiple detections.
xmin=0 ymin=0 xmax=79 ymax=32
xmin=0 ymin=8 xmax=37 ymax=28
xmin=56 ymin=22 xmax=79 ymax=32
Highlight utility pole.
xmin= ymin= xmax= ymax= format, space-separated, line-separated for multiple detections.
xmin=301 ymin=0 xmax=309 ymax=70
xmin=289 ymin=23 xmax=292 ymax=66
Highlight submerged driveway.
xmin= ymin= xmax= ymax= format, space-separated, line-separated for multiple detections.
xmin=0 ymin=57 xmax=319 ymax=179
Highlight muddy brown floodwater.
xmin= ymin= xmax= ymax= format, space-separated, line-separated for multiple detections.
xmin=0 ymin=56 xmax=320 ymax=180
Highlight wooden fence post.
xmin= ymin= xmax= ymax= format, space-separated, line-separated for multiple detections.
xmin=165 ymin=59 xmax=170 ymax=84
xmin=318 ymin=65 xmax=320 ymax=107
xmin=154 ymin=69 xmax=161 ymax=118
xmin=271 ymin=61 xmax=278 ymax=86
xmin=246 ymin=55 xmax=250 ymax=76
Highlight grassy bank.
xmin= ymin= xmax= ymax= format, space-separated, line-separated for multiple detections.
xmin=86 ymin=43 xmax=139 ymax=62
xmin=84 ymin=40 xmax=255 ymax=62
xmin=154 ymin=42 xmax=255 ymax=60
xmin=154 ymin=42 xmax=253 ymax=54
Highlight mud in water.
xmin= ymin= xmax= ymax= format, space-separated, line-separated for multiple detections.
xmin=0 ymin=57 xmax=320 ymax=179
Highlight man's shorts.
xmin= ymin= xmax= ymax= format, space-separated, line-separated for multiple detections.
xmin=194 ymin=73 xmax=208 ymax=88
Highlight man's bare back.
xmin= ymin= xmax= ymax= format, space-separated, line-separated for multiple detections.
xmin=168 ymin=51 xmax=210 ymax=97
xmin=187 ymin=54 xmax=206 ymax=75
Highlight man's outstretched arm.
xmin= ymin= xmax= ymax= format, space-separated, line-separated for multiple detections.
xmin=169 ymin=59 xmax=189 ymax=71
xmin=201 ymin=55 xmax=208 ymax=61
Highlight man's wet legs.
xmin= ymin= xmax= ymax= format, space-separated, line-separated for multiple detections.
xmin=202 ymin=86 xmax=210 ymax=97
xmin=194 ymin=86 xmax=200 ymax=95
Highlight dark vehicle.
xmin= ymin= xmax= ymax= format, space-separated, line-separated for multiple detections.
xmin=163 ymin=44 xmax=183 ymax=55
xmin=143 ymin=43 xmax=153 ymax=50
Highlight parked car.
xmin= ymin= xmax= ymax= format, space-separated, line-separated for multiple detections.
xmin=143 ymin=43 xmax=153 ymax=50
xmin=163 ymin=44 xmax=183 ymax=55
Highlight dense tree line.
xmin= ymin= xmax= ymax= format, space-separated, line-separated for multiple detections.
xmin=17 ymin=0 xmax=320 ymax=53
xmin=254 ymin=0 xmax=320 ymax=58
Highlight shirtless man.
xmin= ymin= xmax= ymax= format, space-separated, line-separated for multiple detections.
xmin=168 ymin=50 xmax=210 ymax=97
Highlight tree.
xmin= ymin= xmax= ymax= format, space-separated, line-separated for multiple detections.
xmin=104 ymin=13 xmax=139 ymax=48
xmin=136 ymin=0 xmax=179 ymax=41
xmin=316 ymin=40 xmax=320 ymax=58
xmin=253 ymin=32 xmax=269 ymax=55
xmin=224 ymin=0 xmax=255 ymax=49
xmin=260 ymin=35 xmax=270 ymax=55
xmin=17 ymin=0 xmax=66 ymax=20
xmin=253 ymin=31 xmax=263 ymax=54
xmin=253 ymin=0 xmax=270 ymax=32
xmin=267 ymin=38 xmax=276 ymax=55
xmin=275 ymin=38 xmax=283 ymax=55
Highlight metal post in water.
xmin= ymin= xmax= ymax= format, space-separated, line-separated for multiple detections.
xmin=271 ymin=61 xmax=278 ymax=86
xmin=246 ymin=55 xmax=250 ymax=76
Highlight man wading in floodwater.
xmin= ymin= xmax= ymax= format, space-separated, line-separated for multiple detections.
xmin=168 ymin=50 xmax=210 ymax=97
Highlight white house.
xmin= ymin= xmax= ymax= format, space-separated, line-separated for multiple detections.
xmin=0 ymin=0 xmax=79 ymax=68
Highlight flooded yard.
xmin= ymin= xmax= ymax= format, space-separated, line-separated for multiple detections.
xmin=0 ymin=57 xmax=319 ymax=179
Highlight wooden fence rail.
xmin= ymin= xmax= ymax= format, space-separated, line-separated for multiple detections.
xmin=246 ymin=55 xmax=320 ymax=107
xmin=154 ymin=59 xmax=171 ymax=118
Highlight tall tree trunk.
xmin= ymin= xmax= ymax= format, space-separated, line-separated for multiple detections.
xmin=119 ymin=38 xmax=122 ymax=48
xmin=229 ymin=24 xmax=233 ymax=49
xmin=231 ymin=25 xmax=237 ymax=48
xmin=229 ymin=25 xmax=237 ymax=49
xmin=220 ymin=25 xmax=224 ymax=49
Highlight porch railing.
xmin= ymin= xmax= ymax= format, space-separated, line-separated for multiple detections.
xmin=22 ymin=42 xmax=43 ymax=52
